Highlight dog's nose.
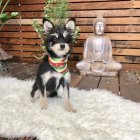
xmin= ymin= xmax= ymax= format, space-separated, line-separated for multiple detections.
xmin=60 ymin=44 xmax=65 ymax=49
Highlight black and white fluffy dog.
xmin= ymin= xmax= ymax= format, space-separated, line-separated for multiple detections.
xmin=31 ymin=18 xmax=76 ymax=112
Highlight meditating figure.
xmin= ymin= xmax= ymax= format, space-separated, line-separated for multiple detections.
xmin=76 ymin=16 xmax=122 ymax=76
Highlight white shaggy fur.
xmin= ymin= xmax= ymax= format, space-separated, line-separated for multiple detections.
xmin=0 ymin=77 xmax=140 ymax=140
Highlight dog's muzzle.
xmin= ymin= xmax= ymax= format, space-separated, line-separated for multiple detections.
xmin=60 ymin=44 xmax=65 ymax=50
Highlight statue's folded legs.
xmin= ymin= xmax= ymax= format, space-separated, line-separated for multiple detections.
xmin=105 ymin=61 xmax=122 ymax=72
xmin=76 ymin=60 xmax=91 ymax=75
xmin=76 ymin=60 xmax=122 ymax=76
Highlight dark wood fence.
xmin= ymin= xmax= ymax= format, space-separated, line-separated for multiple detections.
xmin=1 ymin=0 xmax=140 ymax=70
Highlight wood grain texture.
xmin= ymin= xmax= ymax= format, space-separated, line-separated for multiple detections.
xmin=0 ymin=0 xmax=140 ymax=70
xmin=5 ymin=17 xmax=140 ymax=25
xmin=2 ymin=25 xmax=140 ymax=33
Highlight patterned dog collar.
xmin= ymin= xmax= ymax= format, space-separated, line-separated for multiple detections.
xmin=48 ymin=55 xmax=69 ymax=75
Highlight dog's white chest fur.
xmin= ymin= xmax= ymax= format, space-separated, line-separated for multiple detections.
xmin=41 ymin=71 xmax=71 ymax=87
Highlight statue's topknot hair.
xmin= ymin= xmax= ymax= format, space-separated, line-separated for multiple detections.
xmin=93 ymin=15 xmax=105 ymax=26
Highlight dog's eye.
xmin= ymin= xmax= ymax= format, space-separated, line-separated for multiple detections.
xmin=53 ymin=36 xmax=58 ymax=41
xmin=50 ymin=35 xmax=58 ymax=42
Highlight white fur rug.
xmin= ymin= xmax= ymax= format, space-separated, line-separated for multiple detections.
xmin=0 ymin=77 xmax=140 ymax=140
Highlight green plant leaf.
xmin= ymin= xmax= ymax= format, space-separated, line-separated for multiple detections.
xmin=11 ymin=12 xmax=19 ymax=17
xmin=0 ymin=12 xmax=19 ymax=23
xmin=0 ymin=0 xmax=19 ymax=30
xmin=0 ymin=13 xmax=8 ymax=19
xmin=0 ymin=13 xmax=10 ymax=22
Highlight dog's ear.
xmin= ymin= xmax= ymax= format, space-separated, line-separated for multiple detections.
xmin=65 ymin=18 xmax=75 ymax=32
xmin=43 ymin=18 xmax=54 ymax=33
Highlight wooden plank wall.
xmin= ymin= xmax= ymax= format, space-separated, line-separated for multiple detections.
xmin=1 ymin=0 xmax=140 ymax=70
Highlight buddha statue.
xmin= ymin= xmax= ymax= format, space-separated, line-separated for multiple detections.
xmin=76 ymin=16 xmax=122 ymax=76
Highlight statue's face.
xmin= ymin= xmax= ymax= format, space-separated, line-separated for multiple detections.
xmin=95 ymin=21 xmax=105 ymax=35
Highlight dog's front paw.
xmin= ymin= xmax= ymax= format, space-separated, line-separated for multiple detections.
xmin=40 ymin=98 xmax=48 ymax=109
xmin=41 ymin=103 xmax=48 ymax=109
xmin=65 ymin=105 xmax=76 ymax=113
xmin=41 ymin=102 xmax=48 ymax=109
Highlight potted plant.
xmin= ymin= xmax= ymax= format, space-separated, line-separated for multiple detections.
xmin=32 ymin=0 xmax=79 ymax=59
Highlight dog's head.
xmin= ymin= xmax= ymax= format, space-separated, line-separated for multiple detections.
xmin=43 ymin=18 xmax=76 ymax=58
